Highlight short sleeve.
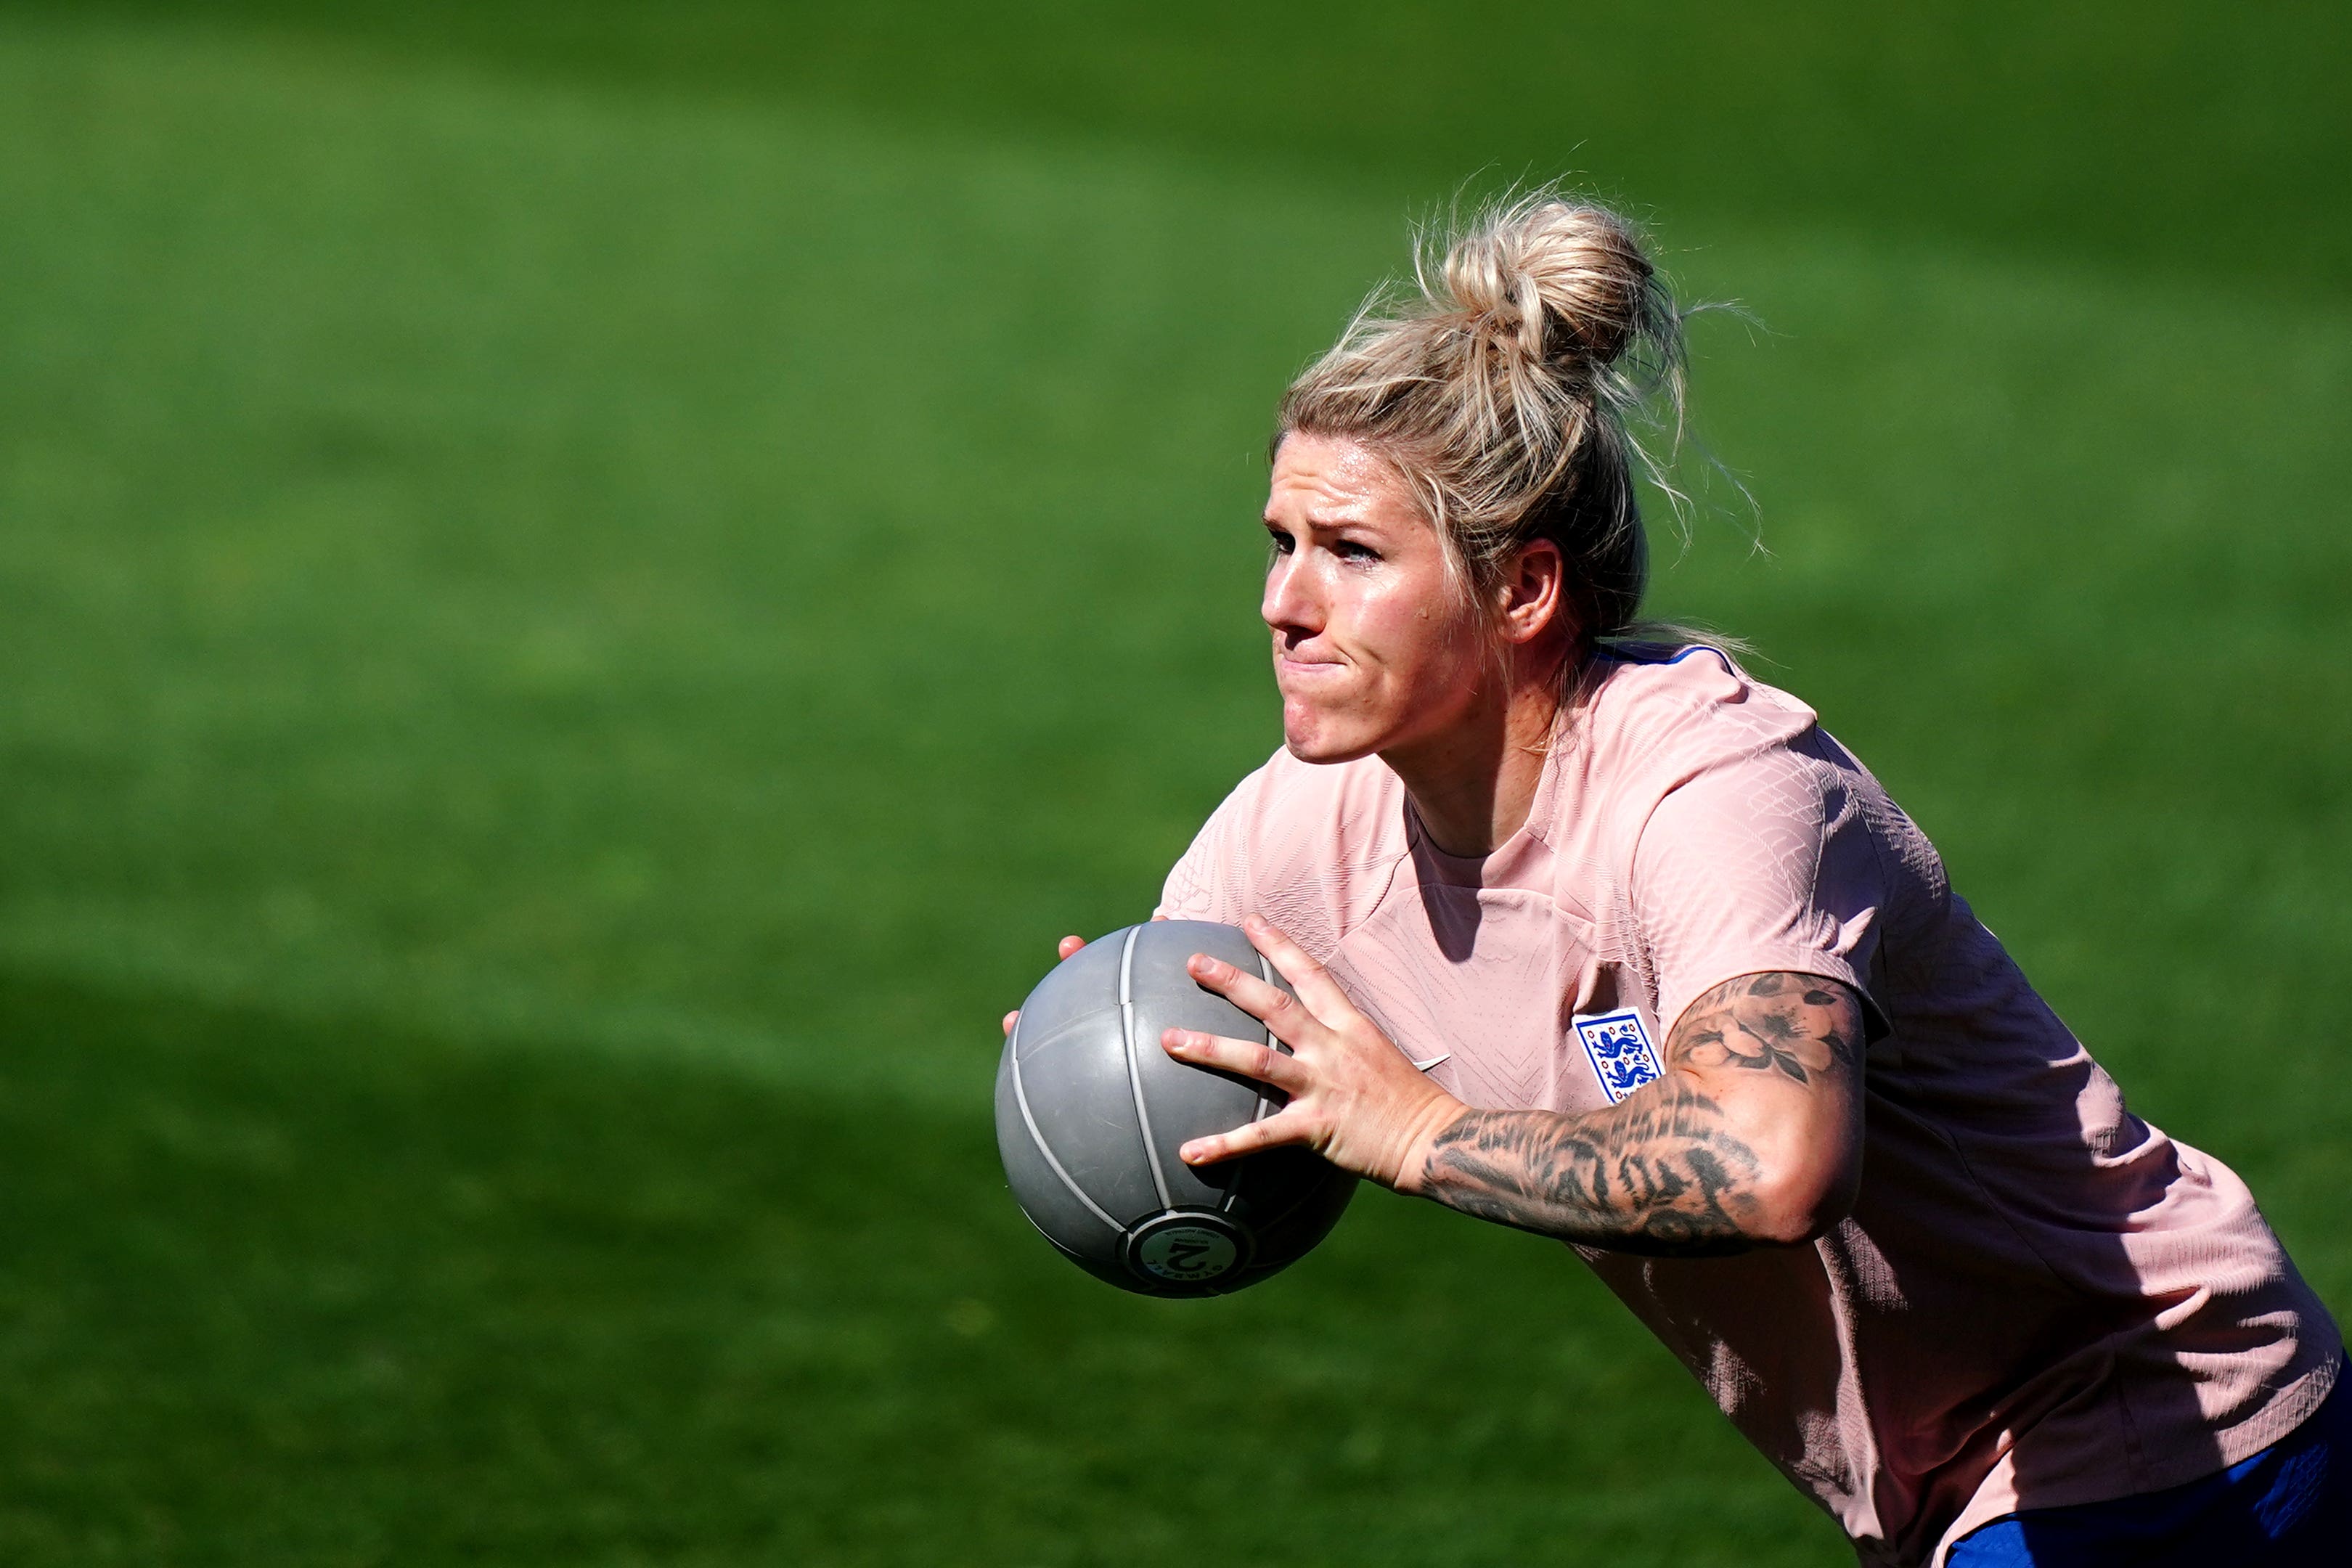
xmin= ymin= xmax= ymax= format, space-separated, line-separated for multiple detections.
xmin=1629 ymin=736 xmax=1890 ymax=1041
xmin=1154 ymin=783 xmax=1255 ymax=923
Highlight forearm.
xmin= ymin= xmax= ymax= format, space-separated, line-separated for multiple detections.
xmin=1407 ymin=1077 xmax=1767 ymax=1255
xmin=1402 ymin=971 xmax=1866 ymax=1256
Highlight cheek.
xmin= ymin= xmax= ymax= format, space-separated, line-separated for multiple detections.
xmin=1348 ymin=584 xmax=1479 ymax=689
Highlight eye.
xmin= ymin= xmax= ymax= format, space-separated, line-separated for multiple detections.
xmin=1265 ymin=525 xmax=1296 ymax=555
xmin=1334 ymin=539 xmax=1382 ymax=563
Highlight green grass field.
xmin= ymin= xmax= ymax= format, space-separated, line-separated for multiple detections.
xmin=1 ymin=6 xmax=2345 ymax=1563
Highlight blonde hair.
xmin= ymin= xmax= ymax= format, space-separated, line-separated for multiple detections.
xmin=1278 ymin=189 xmax=1719 ymax=679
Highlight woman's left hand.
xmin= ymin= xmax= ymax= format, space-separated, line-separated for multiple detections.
xmin=1162 ymin=915 xmax=1466 ymax=1191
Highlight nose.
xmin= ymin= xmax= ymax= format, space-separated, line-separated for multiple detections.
xmin=1262 ymin=547 xmax=1323 ymax=640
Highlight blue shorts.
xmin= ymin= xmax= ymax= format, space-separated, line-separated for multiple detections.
xmin=1947 ymin=1370 xmax=2351 ymax=1567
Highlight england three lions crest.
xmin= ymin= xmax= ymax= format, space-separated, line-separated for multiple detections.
xmin=1575 ymin=1008 xmax=1662 ymax=1104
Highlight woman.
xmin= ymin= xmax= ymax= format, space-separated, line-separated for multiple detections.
xmin=1012 ymin=194 xmax=2343 ymax=1564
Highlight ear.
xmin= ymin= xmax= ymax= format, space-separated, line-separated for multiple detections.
xmin=1495 ymin=539 xmax=1568 ymax=646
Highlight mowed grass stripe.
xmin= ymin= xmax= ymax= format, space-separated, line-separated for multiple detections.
xmin=28 ymin=0 xmax=2352 ymax=300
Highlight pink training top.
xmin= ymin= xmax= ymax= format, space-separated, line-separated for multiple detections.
xmin=1155 ymin=647 xmax=2339 ymax=1567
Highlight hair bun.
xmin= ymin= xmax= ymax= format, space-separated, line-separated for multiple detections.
xmin=1440 ymin=199 xmax=1658 ymax=369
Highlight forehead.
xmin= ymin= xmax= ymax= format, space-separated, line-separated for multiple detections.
xmin=1267 ymin=433 xmax=1421 ymax=524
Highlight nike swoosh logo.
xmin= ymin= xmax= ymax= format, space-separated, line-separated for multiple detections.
xmin=1410 ymin=1053 xmax=1451 ymax=1072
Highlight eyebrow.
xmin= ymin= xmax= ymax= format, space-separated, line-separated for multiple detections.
xmin=1266 ymin=510 xmax=1378 ymax=531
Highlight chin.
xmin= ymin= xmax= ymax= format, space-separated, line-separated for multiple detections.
xmin=1280 ymin=712 xmax=1382 ymax=767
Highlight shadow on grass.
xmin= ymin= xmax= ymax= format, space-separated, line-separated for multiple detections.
xmin=0 ymin=973 xmax=1832 ymax=1565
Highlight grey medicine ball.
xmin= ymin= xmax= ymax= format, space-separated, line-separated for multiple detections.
xmin=995 ymin=920 xmax=1357 ymax=1297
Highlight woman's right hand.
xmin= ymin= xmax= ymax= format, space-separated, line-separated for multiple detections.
xmin=1001 ymin=934 xmax=1087 ymax=1037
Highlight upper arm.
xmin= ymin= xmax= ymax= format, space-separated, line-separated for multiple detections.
xmin=1628 ymin=740 xmax=1887 ymax=1036
xmin=1623 ymin=740 xmax=1889 ymax=1244
xmin=1662 ymin=971 xmax=1865 ymax=1244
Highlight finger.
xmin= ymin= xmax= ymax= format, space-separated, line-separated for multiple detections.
xmin=1179 ymin=1107 xmax=1311 ymax=1166
xmin=1185 ymin=947 xmax=1324 ymax=1044
xmin=1239 ymin=916 xmax=1359 ymax=1021
xmin=1057 ymin=934 xmax=1085 ymax=961
xmin=1002 ymin=1010 xmax=1018 ymax=1039
xmin=1161 ymin=1028 xmax=1311 ymax=1094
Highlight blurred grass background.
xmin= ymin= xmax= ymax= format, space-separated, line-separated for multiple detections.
xmin=0 ymin=4 xmax=2345 ymax=1563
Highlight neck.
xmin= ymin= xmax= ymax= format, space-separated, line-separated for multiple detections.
xmin=1381 ymin=661 xmax=1567 ymax=858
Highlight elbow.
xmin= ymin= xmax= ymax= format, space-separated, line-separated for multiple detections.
xmin=1744 ymin=1150 xmax=1862 ymax=1248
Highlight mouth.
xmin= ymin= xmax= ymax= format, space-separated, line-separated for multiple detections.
xmin=1274 ymin=650 xmax=1347 ymax=677
xmin=1275 ymin=661 xmax=1350 ymax=696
